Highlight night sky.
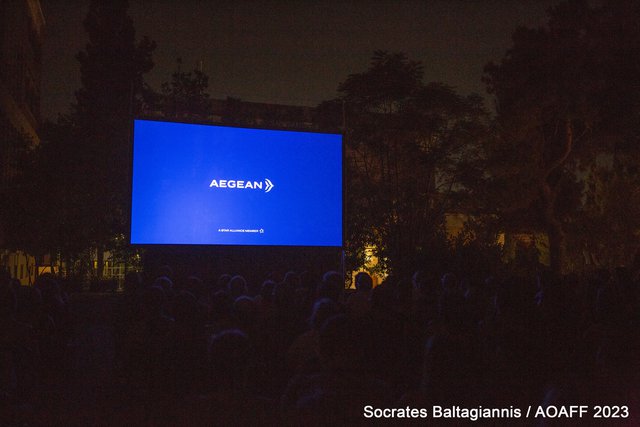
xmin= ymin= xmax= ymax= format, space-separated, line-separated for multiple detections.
xmin=42 ymin=0 xmax=559 ymax=121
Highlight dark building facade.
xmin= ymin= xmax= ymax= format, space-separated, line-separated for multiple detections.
xmin=0 ymin=0 xmax=45 ymax=284
xmin=0 ymin=0 xmax=43 ymax=143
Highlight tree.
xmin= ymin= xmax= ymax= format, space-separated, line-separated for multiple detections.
xmin=153 ymin=59 xmax=213 ymax=120
xmin=0 ymin=129 xmax=36 ymax=257
xmin=70 ymin=0 xmax=155 ymax=277
xmin=320 ymin=51 xmax=488 ymax=276
xmin=574 ymin=150 xmax=640 ymax=269
xmin=482 ymin=0 xmax=640 ymax=274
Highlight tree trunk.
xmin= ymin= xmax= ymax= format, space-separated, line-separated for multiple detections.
xmin=34 ymin=257 xmax=40 ymax=284
xmin=65 ymin=254 xmax=72 ymax=277
xmin=547 ymin=221 xmax=567 ymax=276
xmin=24 ymin=252 xmax=32 ymax=285
xmin=96 ymin=246 xmax=104 ymax=279
xmin=541 ymin=182 xmax=566 ymax=276
xmin=50 ymin=252 xmax=55 ymax=277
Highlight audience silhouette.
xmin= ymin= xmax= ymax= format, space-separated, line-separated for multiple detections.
xmin=0 ymin=262 xmax=638 ymax=425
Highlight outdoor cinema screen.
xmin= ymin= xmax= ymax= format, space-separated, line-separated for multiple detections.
xmin=130 ymin=119 xmax=343 ymax=247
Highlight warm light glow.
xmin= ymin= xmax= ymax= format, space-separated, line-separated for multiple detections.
xmin=351 ymin=245 xmax=387 ymax=288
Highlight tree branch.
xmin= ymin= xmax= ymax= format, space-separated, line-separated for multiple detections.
xmin=544 ymin=118 xmax=573 ymax=178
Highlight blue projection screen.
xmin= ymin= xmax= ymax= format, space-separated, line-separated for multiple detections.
xmin=130 ymin=119 xmax=342 ymax=246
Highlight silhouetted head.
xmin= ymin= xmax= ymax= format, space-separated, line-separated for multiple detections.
xmin=16 ymin=286 xmax=43 ymax=320
xmin=34 ymin=276 xmax=62 ymax=307
xmin=354 ymin=272 xmax=373 ymax=292
xmin=124 ymin=271 xmax=143 ymax=295
xmin=309 ymin=298 xmax=339 ymax=330
xmin=371 ymin=282 xmax=394 ymax=311
xmin=273 ymin=281 xmax=294 ymax=311
xmin=317 ymin=271 xmax=343 ymax=303
xmin=0 ymin=268 xmax=10 ymax=288
xmin=210 ymin=290 xmax=233 ymax=322
xmin=283 ymin=271 xmax=300 ymax=288
xmin=142 ymin=285 xmax=167 ymax=317
xmin=494 ymin=276 xmax=534 ymax=317
xmin=595 ymin=284 xmax=621 ymax=325
xmin=412 ymin=269 xmax=433 ymax=295
xmin=228 ymin=275 xmax=248 ymax=300
xmin=173 ymin=290 xmax=198 ymax=324
xmin=216 ymin=274 xmax=232 ymax=293
xmin=422 ymin=334 xmax=475 ymax=402
xmin=233 ymin=296 xmax=257 ymax=329
xmin=438 ymin=291 xmax=467 ymax=331
xmin=260 ymin=279 xmax=276 ymax=303
xmin=186 ymin=275 xmax=206 ymax=299
xmin=440 ymin=272 xmax=458 ymax=293
xmin=318 ymin=314 xmax=358 ymax=371
xmin=153 ymin=276 xmax=173 ymax=293
xmin=0 ymin=283 xmax=17 ymax=319
xmin=208 ymin=329 xmax=252 ymax=390
xmin=395 ymin=278 xmax=413 ymax=305
xmin=157 ymin=264 xmax=174 ymax=281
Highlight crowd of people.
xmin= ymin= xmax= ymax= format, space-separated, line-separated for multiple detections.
xmin=1 ymin=264 xmax=639 ymax=425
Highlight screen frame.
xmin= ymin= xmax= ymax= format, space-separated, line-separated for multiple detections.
xmin=128 ymin=117 xmax=344 ymax=249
